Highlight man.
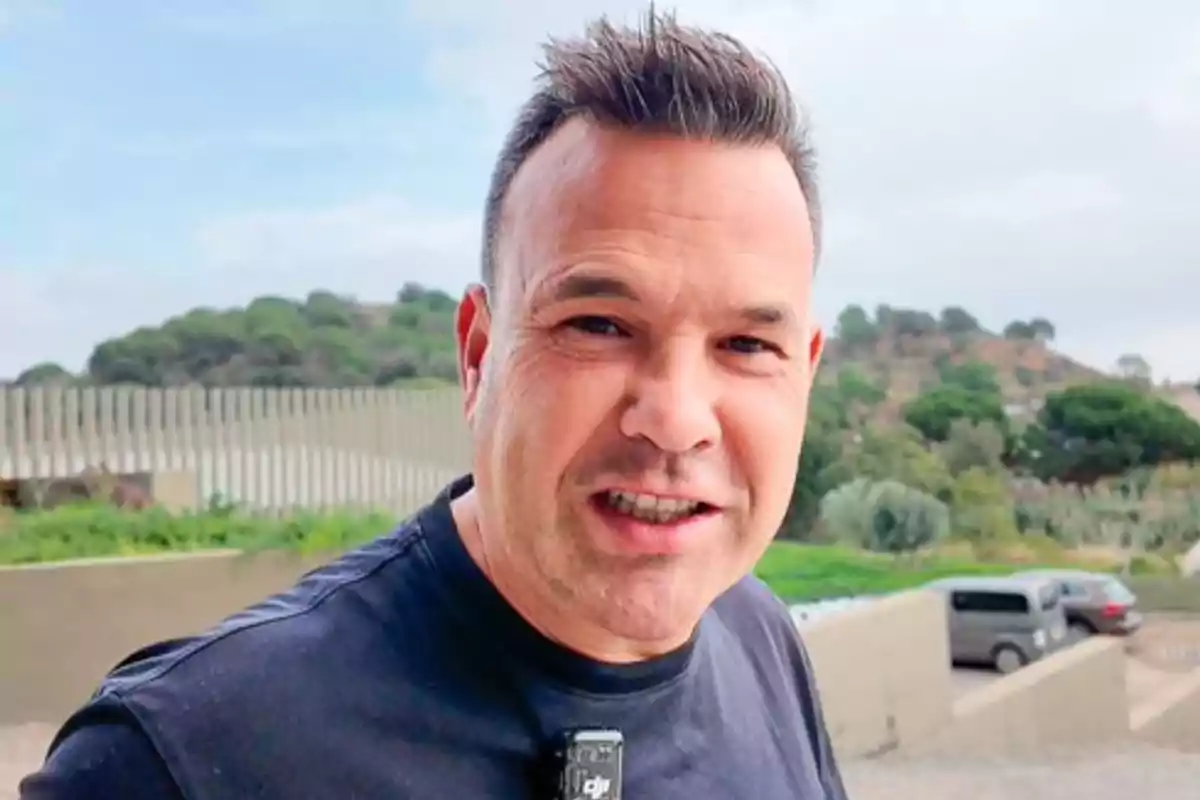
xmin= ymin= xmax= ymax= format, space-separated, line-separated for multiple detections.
xmin=21 ymin=10 xmax=846 ymax=799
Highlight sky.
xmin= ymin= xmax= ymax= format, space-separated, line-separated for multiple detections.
xmin=2 ymin=0 xmax=1199 ymax=383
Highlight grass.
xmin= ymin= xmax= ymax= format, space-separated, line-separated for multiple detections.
xmin=0 ymin=503 xmax=1180 ymax=604
xmin=753 ymin=543 xmax=1024 ymax=601
xmin=0 ymin=503 xmax=394 ymax=566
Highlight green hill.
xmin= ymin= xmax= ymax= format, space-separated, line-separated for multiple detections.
xmin=10 ymin=289 xmax=1108 ymax=412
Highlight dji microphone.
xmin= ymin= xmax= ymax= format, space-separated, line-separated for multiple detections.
xmin=552 ymin=728 xmax=624 ymax=800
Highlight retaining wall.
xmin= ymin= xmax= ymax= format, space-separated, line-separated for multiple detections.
xmin=902 ymin=637 xmax=1131 ymax=758
xmin=1130 ymin=668 xmax=1200 ymax=753
xmin=0 ymin=550 xmax=323 ymax=725
xmin=3 ymin=551 xmax=1198 ymax=761
xmin=799 ymin=589 xmax=954 ymax=758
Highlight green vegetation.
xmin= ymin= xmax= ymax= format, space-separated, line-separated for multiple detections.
xmin=5 ymin=290 xmax=1200 ymax=591
xmin=0 ymin=502 xmax=396 ymax=565
xmin=11 ymin=283 xmax=461 ymax=388
xmin=784 ymin=310 xmax=1200 ymax=568
xmin=2 ymin=502 xmax=1178 ymax=604
xmin=756 ymin=542 xmax=1085 ymax=602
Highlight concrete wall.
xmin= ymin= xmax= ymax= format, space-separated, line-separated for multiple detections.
xmin=1130 ymin=668 xmax=1200 ymax=753
xmin=0 ymin=550 xmax=322 ymax=725
xmin=3 ymin=551 xmax=1197 ymax=761
xmin=800 ymin=589 xmax=954 ymax=759
xmin=1127 ymin=576 xmax=1200 ymax=613
xmin=902 ymin=637 xmax=1132 ymax=759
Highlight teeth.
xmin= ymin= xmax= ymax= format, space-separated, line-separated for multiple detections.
xmin=603 ymin=491 xmax=704 ymax=523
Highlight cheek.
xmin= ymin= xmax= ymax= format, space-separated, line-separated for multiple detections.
xmin=725 ymin=383 xmax=808 ymax=494
xmin=491 ymin=347 xmax=626 ymax=485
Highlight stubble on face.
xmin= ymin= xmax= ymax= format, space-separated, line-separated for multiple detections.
xmin=454 ymin=118 xmax=821 ymax=662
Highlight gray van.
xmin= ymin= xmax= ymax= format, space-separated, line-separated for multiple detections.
xmin=926 ymin=575 xmax=1069 ymax=674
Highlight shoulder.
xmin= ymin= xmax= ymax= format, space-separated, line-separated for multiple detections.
xmin=706 ymin=574 xmax=824 ymax=693
xmin=709 ymin=573 xmax=802 ymax=652
xmin=41 ymin=517 xmax=442 ymax=792
xmin=103 ymin=517 xmax=431 ymax=696
xmin=19 ymin=696 xmax=183 ymax=800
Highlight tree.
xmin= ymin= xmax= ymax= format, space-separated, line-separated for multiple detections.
xmin=937 ymin=359 xmax=1002 ymax=396
xmin=835 ymin=425 xmax=953 ymax=499
xmin=834 ymin=366 xmax=885 ymax=426
xmin=1002 ymin=317 xmax=1056 ymax=342
xmin=1013 ymin=366 xmax=1038 ymax=389
xmin=1003 ymin=320 xmax=1035 ymax=340
xmin=938 ymin=419 xmax=1006 ymax=476
xmin=890 ymin=309 xmax=939 ymax=338
xmin=1028 ymin=317 xmax=1056 ymax=342
xmin=14 ymin=362 xmax=73 ymax=386
xmin=782 ymin=413 xmax=846 ymax=541
xmin=938 ymin=306 xmax=981 ymax=335
xmin=903 ymin=385 xmax=1008 ymax=443
xmin=949 ymin=467 xmax=1019 ymax=542
xmin=1022 ymin=381 xmax=1200 ymax=483
xmin=78 ymin=284 xmax=461 ymax=388
xmin=833 ymin=304 xmax=877 ymax=349
xmin=1115 ymin=353 xmax=1152 ymax=385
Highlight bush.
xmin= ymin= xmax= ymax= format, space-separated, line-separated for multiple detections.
xmin=820 ymin=478 xmax=950 ymax=554
xmin=0 ymin=502 xmax=396 ymax=565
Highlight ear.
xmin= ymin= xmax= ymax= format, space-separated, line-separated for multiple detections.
xmin=807 ymin=324 xmax=825 ymax=379
xmin=455 ymin=283 xmax=492 ymax=428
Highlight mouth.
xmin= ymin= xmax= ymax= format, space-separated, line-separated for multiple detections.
xmin=591 ymin=489 xmax=719 ymax=526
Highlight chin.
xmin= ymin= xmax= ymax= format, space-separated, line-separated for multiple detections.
xmin=584 ymin=571 xmax=714 ymax=645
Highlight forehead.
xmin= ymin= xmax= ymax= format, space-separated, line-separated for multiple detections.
xmin=496 ymin=118 xmax=814 ymax=307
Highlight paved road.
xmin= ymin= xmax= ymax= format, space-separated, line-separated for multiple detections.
xmin=951 ymin=666 xmax=1000 ymax=697
xmin=844 ymin=744 xmax=1200 ymax=799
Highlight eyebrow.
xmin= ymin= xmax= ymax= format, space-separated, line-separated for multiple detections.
xmin=549 ymin=273 xmax=641 ymax=303
xmin=539 ymin=271 xmax=795 ymax=328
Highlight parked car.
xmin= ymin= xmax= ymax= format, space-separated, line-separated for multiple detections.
xmin=1010 ymin=568 xmax=1143 ymax=639
xmin=926 ymin=575 xmax=1069 ymax=674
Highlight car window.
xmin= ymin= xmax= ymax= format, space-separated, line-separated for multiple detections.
xmin=1038 ymin=584 xmax=1060 ymax=610
xmin=951 ymin=590 xmax=1030 ymax=614
xmin=1103 ymin=579 xmax=1137 ymax=605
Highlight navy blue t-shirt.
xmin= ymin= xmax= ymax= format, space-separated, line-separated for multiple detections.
xmin=20 ymin=476 xmax=847 ymax=799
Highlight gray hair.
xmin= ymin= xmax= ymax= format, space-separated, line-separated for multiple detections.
xmin=480 ymin=8 xmax=821 ymax=293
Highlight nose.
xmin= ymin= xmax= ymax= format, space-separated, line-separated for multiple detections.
xmin=618 ymin=340 xmax=720 ymax=454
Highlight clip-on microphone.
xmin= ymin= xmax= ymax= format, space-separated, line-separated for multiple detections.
xmin=550 ymin=728 xmax=624 ymax=800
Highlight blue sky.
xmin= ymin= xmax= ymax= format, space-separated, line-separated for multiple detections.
xmin=3 ymin=0 xmax=1200 ymax=384
xmin=2 ymin=1 xmax=485 ymax=273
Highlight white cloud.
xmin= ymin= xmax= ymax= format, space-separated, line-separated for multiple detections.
xmin=195 ymin=197 xmax=480 ymax=296
xmin=0 ymin=200 xmax=480 ymax=379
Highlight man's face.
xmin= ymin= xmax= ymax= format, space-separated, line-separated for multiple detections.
xmin=456 ymin=118 xmax=822 ymax=656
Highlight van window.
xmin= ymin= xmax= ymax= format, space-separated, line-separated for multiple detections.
xmin=951 ymin=590 xmax=1030 ymax=614
xmin=1037 ymin=584 xmax=1060 ymax=611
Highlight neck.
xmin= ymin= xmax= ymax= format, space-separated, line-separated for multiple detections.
xmin=449 ymin=489 xmax=689 ymax=664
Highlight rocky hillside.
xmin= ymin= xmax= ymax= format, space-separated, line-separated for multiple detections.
xmin=11 ymin=289 xmax=1196 ymax=427
xmin=816 ymin=304 xmax=1110 ymax=428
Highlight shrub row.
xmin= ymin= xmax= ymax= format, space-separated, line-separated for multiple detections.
xmin=0 ymin=503 xmax=1184 ymax=604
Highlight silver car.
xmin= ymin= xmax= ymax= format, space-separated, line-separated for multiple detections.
xmin=927 ymin=575 xmax=1070 ymax=674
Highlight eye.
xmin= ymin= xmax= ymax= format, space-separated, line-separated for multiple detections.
xmin=564 ymin=315 xmax=628 ymax=338
xmin=722 ymin=335 xmax=783 ymax=356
